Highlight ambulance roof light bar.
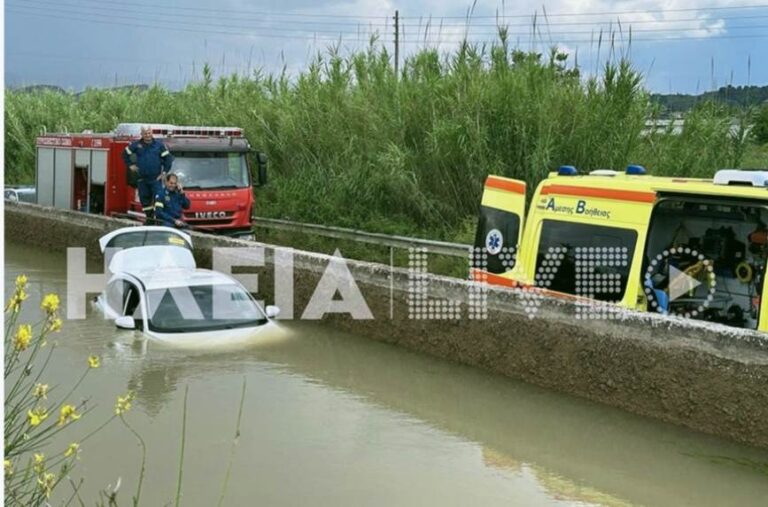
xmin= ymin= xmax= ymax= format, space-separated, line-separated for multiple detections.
xmin=558 ymin=165 xmax=578 ymax=176
xmin=713 ymin=169 xmax=768 ymax=187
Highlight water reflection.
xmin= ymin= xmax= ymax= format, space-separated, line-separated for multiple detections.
xmin=96 ymin=322 xmax=768 ymax=507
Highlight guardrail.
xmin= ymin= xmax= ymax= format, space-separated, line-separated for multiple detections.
xmin=252 ymin=216 xmax=471 ymax=258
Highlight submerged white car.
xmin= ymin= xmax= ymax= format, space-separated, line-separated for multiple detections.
xmin=94 ymin=227 xmax=280 ymax=345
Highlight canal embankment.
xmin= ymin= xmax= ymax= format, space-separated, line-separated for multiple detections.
xmin=6 ymin=201 xmax=768 ymax=449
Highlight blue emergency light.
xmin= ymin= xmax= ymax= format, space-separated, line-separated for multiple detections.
xmin=626 ymin=164 xmax=647 ymax=175
xmin=558 ymin=165 xmax=578 ymax=176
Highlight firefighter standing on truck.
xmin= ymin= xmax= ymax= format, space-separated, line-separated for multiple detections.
xmin=154 ymin=173 xmax=190 ymax=228
xmin=123 ymin=125 xmax=173 ymax=222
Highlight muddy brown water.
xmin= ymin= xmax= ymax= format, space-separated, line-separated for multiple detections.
xmin=5 ymin=242 xmax=768 ymax=506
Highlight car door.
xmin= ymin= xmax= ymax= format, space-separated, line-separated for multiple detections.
xmin=103 ymin=277 xmax=144 ymax=322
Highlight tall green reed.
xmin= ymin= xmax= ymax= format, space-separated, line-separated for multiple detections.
xmin=4 ymin=39 xmax=748 ymax=239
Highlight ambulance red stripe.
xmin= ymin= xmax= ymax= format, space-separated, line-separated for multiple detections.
xmin=541 ymin=184 xmax=656 ymax=203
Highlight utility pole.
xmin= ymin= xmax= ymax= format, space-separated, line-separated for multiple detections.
xmin=394 ymin=10 xmax=400 ymax=78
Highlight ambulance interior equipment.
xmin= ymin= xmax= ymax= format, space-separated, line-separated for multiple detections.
xmin=644 ymin=197 xmax=767 ymax=329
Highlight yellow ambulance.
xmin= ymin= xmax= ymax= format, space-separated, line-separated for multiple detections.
xmin=474 ymin=165 xmax=768 ymax=332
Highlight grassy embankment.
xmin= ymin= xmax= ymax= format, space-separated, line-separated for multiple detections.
xmin=5 ymin=40 xmax=764 ymax=271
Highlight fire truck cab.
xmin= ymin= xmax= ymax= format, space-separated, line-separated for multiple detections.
xmin=35 ymin=123 xmax=267 ymax=239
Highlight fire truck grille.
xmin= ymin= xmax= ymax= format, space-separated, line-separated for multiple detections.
xmin=184 ymin=212 xmax=235 ymax=226
xmin=187 ymin=218 xmax=234 ymax=226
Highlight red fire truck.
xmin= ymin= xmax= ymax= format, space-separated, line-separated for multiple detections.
xmin=34 ymin=123 xmax=267 ymax=239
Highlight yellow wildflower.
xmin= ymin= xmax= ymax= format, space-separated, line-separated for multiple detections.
xmin=46 ymin=317 xmax=62 ymax=333
xmin=37 ymin=472 xmax=56 ymax=498
xmin=57 ymin=404 xmax=81 ymax=426
xmin=6 ymin=276 xmax=29 ymax=312
xmin=115 ymin=391 xmax=134 ymax=415
xmin=5 ymin=290 xmax=28 ymax=313
xmin=27 ymin=407 xmax=48 ymax=427
xmin=16 ymin=274 xmax=28 ymax=288
xmin=41 ymin=293 xmax=60 ymax=314
xmin=33 ymin=383 xmax=49 ymax=400
xmin=13 ymin=324 xmax=33 ymax=351
xmin=64 ymin=442 xmax=80 ymax=458
xmin=87 ymin=355 xmax=100 ymax=368
xmin=4 ymin=459 xmax=12 ymax=478
xmin=33 ymin=453 xmax=45 ymax=474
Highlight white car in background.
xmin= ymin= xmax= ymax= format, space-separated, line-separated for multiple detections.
xmin=94 ymin=227 xmax=280 ymax=345
xmin=4 ymin=185 xmax=37 ymax=203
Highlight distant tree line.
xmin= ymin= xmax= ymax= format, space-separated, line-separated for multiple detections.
xmin=652 ymin=85 xmax=768 ymax=113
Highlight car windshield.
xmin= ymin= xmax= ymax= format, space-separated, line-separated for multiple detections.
xmin=170 ymin=152 xmax=249 ymax=190
xmin=146 ymin=284 xmax=266 ymax=333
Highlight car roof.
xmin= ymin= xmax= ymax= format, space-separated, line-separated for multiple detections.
xmin=124 ymin=267 xmax=242 ymax=291
xmin=109 ymin=245 xmax=196 ymax=274
xmin=99 ymin=226 xmax=192 ymax=253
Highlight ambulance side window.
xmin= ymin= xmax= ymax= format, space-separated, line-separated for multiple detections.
xmin=535 ymin=220 xmax=638 ymax=301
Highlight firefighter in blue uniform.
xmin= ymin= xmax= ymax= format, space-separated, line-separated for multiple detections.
xmin=123 ymin=125 xmax=173 ymax=222
xmin=154 ymin=173 xmax=190 ymax=228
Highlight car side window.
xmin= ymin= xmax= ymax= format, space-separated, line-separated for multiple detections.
xmin=105 ymin=280 xmax=124 ymax=314
xmin=121 ymin=281 xmax=142 ymax=317
xmin=106 ymin=279 xmax=143 ymax=319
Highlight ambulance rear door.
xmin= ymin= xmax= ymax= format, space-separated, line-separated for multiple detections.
xmin=474 ymin=176 xmax=526 ymax=274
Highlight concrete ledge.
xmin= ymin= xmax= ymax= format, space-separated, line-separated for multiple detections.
xmin=6 ymin=201 xmax=768 ymax=449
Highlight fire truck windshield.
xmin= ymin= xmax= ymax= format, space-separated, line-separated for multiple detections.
xmin=169 ymin=152 xmax=249 ymax=190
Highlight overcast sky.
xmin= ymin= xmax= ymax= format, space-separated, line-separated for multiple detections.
xmin=5 ymin=0 xmax=768 ymax=93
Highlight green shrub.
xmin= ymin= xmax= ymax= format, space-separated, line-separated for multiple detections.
xmin=753 ymin=103 xmax=768 ymax=145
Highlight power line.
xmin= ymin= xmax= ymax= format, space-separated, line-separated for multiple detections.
xmin=16 ymin=0 xmax=768 ymax=20
xmin=397 ymin=12 xmax=768 ymax=28
xmin=8 ymin=4 xmax=768 ymax=44
xmin=406 ymin=23 xmax=768 ymax=37
xmin=10 ymin=3 xmax=767 ymax=41
xmin=6 ymin=1 xmax=383 ymax=36
xmin=13 ymin=0 xmax=768 ymax=26
xmin=6 ymin=7 xmax=379 ymax=42
xmin=7 ymin=51 xmax=252 ymax=71
xmin=9 ymin=0 xmax=391 ymax=28
xmin=401 ymin=3 xmax=768 ymax=19
xmin=395 ymin=33 xmax=768 ymax=44
xmin=17 ymin=0 xmax=390 ymax=19
xmin=9 ymin=6 xmax=768 ymax=45
xmin=11 ymin=0 xmax=768 ymax=30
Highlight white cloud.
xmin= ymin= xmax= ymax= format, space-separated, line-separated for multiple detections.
xmin=390 ymin=0 xmax=741 ymax=44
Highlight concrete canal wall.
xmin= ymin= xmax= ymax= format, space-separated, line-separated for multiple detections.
xmin=6 ymin=202 xmax=768 ymax=449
